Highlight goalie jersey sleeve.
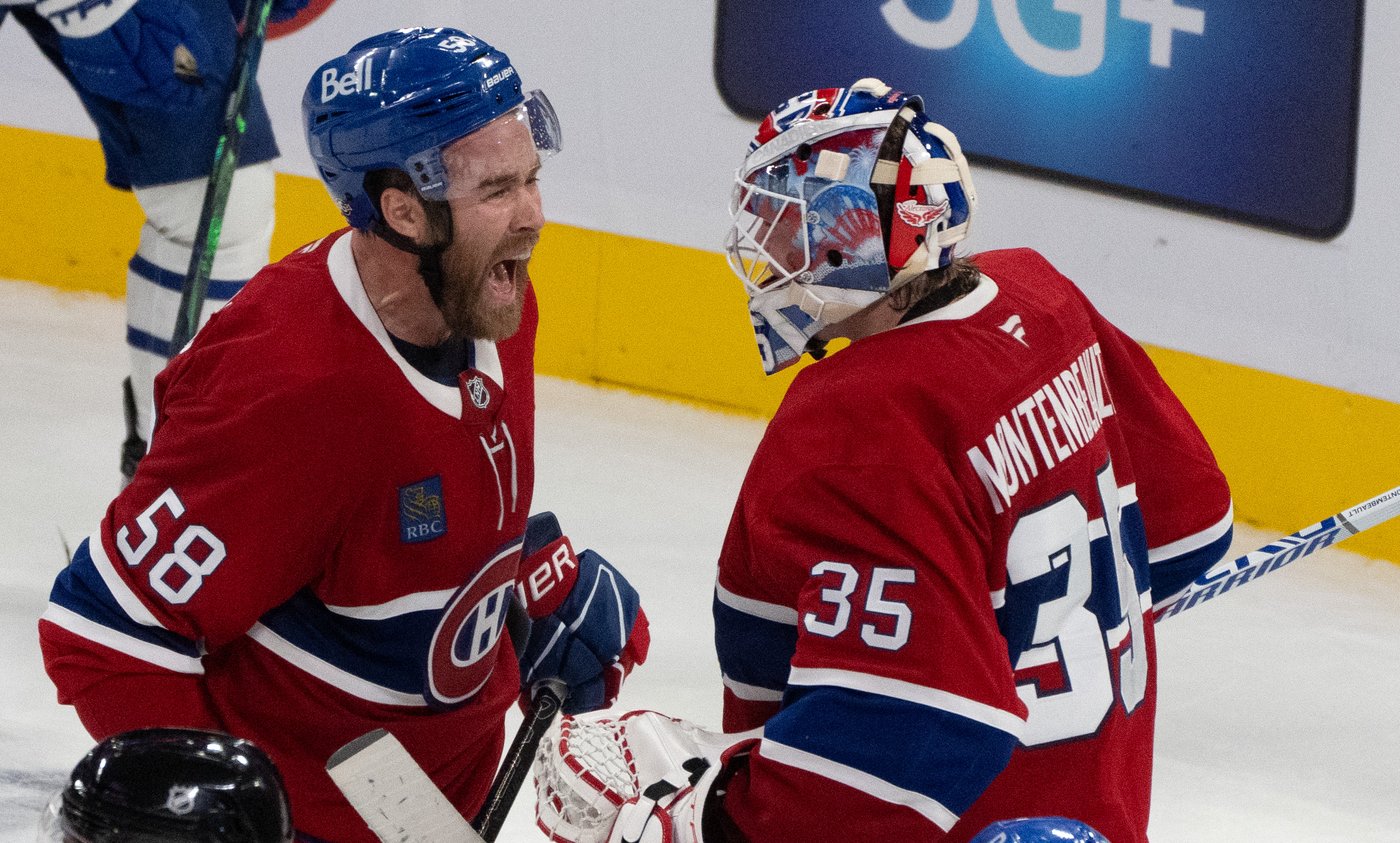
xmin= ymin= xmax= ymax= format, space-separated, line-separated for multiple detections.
xmin=713 ymin=248 xmax=1231 ymax=843
xmin=38 ymin=231 xmax=539 ymax=843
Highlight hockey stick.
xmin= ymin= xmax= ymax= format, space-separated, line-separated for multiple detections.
xmin=1156 ymin=483 xmax=1400 ymax=621
xmin=119 ymin=375 xmax=144 ymax=482
xmin=326 ymin=681 xmax=568 ymax=843
xmin=475 ymin=680 xmax=567 ymax=840
xmin=169 ymin=0 xmax=276 ymax=354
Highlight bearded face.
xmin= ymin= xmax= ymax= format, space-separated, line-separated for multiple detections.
xmin=434 ymin=111 xmax=545 ymax=341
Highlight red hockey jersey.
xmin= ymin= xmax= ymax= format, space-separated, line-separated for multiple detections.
xmin=40 ymin=230 xmax=538 ymax=842
xmin=713 ymin=248 xmax=1233 ymax=842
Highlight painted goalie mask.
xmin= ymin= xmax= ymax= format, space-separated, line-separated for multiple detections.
xmin=724 ymin=78 xmax=977 ymax=374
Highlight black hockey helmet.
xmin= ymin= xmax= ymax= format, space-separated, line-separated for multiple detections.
xmin=40 ymin=728 xmax=293 ymax=843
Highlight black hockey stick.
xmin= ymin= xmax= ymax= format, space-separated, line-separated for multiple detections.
xmin=327 ymin=682 xmax=568 ymax=843
xmin=169 ymin=0 xmax=275 ymax=354
xmin=119 ymin=375 xmax=144 ymax=482
xmin=474 ymin=680 xmax=568 ymax=839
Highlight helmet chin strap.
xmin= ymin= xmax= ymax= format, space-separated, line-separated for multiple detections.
xmin=371 ymin=199 xmax=456 ymax=311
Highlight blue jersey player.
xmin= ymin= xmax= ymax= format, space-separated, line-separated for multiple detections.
xmin=1 ymin=0 xmax=306 ymax=481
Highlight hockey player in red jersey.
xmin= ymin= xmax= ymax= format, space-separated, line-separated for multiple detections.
xmin=38 ymin=28 xmax=649 ymax=843
xmin=532 ymin=79 xmax=1233 ymax=842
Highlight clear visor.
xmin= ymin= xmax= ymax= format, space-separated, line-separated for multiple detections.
xmin=410 ymin=89 xmax=562 ymax=203
xmin=37 ymin=790 xmax=87 ymax=843
xmin=724 ymin=176 xmax=810 ymax=295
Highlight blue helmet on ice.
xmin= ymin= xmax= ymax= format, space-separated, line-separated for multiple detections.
xmin=303 ymin=27 xmax=561 ymax=230
xmin=724 ymin=78 xmax=976 ymax=374
xmin=968 ymin=817 xmax=1112 ymax=843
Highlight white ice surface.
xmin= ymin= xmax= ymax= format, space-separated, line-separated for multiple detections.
xmin=1 ymin=279 xmax=1397 ymax=842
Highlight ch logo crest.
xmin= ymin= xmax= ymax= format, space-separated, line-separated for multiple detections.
xmin=425 ymin=545 xmax=518 ymax=708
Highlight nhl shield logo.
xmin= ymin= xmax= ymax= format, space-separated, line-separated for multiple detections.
xmin=465 ymin=375 xmax=491 ymax=409
xmin=165 ymin=785 xmax=198 ymax=815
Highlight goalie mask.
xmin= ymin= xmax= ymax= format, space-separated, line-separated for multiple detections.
xmin=724 ymin=78 xmax=976 ymax=374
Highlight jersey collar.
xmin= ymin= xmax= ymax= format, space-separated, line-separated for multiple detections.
xmin=898 ymin=272 xmax=999 ymax=328
xmin=327 ymin=231 xmax=504 ymax=420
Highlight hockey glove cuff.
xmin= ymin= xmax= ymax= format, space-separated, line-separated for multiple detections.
xmin=515 ymin=512 xmax=650 ymax=715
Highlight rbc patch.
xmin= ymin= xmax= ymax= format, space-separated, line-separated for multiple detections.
xmin=399 ymin=477 xmax=447 ymax=543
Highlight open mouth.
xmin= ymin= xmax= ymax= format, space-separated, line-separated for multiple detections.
xmin=486 ymin=257 xmax=525 ymax=304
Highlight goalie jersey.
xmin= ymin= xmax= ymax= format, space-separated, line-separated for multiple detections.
xmin=713 ymin=248 xmax=1233 ymax=842
xmin=38 ymin=231 xmax=537 ymax=843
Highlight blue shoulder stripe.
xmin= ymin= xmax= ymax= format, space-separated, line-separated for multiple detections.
xmin=713 ymin=587 xmax=797 ymax=695
xmin=1147 ymin=503 xmax=1235 ymax=603
xmin=256 ymin=589 xmax=443 ymax=700
xmin=47 ymin=538 xmax=202 ymax=660
xmin=767 ymin=682 xmax=1018 ymax=817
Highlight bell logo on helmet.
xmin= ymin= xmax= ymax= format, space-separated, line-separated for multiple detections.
xmin=896 ymin=197 xmax=949 ymax=227
xmin=320 ymin=56 xmax=374 ymax=103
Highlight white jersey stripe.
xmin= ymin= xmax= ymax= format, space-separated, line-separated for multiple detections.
xmin=715 ymin=581 xmax=799 ymax=624
xmin=325 ymin=543 xmax=522 ymax=620
xmin=324 ymin=589 xmax=457 ymax=620
xmin=761 ymin=738 xmax=959 ymax=831
xmin=247 ymin=623 xmax=427 ymax=707
xmin=41 ymin=603 xmax=203 ymax=674
xmin=88 ymin=532 xmax=163 ymax=629
xmin=1148 ymin=501 xmax=1235 ymax=564
xmin=788 ymin=666 xmax=1026 ymax=738
xmin=722 ymin=674 xmax=785 ymax=702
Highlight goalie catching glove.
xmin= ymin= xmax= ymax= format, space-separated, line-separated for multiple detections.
xmin=534 ymin=710 xmax=758 ymax=843
xmin=515 ymin=513 xmax=650 ymax=714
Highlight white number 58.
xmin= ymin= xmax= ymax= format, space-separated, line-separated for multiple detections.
xmin=116 ymin=488 xmax=226 ymax=605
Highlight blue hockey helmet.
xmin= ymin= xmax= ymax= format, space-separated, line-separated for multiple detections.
xmin=968 ymin=817 xmax=1112 ymax=843
xmin=39 ymin=728 xmax=293 ymax=843
xmin=724 ymin=78 xmax=976 ymax=374
xmin=303 ymin=27 xmax=561 ymax=229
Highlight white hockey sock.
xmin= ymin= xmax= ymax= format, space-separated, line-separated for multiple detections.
xmin=126 ymin=161 xmax=275 ymax=440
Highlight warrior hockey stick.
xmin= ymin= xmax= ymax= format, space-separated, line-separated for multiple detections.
xmin=169 ymin=0 xmax=276 ymax=354
xmin=1155 ymin=483 xmax=1400 ymax=621
xmin=326 ymin=681 xmax=568 ymax=843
